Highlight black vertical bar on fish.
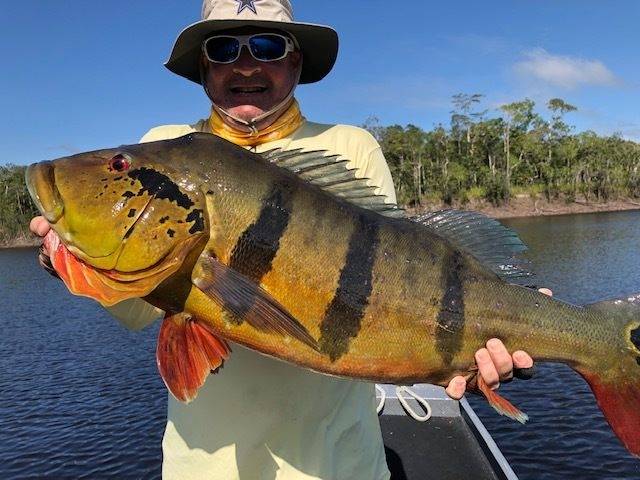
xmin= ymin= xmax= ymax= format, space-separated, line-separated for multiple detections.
xmin=319 ymin=213 xmax=380 ymax=361
xmin=435 ymin=250 xmax=466 ymax=365
xmin=226 ymin=181 xmax=295 ymax=321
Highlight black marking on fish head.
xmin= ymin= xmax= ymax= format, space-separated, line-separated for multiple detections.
xmin=106 ymin=163 xmax=208 ymax=271
xmin=186 ymin=209 xmax=205 ymax=234
xmin=127 ymin=167 xmax=195 ymax=209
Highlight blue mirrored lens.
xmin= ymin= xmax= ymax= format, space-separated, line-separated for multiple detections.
xmin=206 ymin=37 xmax=240 ymax=63
xmin=249 ymin=35 xmax=287 ymax=61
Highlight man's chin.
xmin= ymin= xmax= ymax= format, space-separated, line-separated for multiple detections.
xmin=225 ymin=104 xmax=266 ymax=122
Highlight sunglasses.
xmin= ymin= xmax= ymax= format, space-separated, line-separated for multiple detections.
xmin=202 ymin=33 xmax=296 ymax=64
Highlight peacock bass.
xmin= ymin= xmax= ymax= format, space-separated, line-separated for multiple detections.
xmin=26 ymin=133 xmax=640 ymax=456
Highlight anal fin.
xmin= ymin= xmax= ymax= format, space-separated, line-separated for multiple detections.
xmin=471 ymin=374 xmax=529 ymax=424
xmin=156 ymin=312 xmax=230 ymax=403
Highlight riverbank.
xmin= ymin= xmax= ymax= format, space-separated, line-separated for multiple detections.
xmin=407 ymin=196 xmax=640 ymax=219
xmin=0 ymin=234 xmax=39 ymax=250
xmin=2 ymin=197 xmax=640 ymax=249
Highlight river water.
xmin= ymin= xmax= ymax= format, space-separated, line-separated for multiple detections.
xmin=1 ymin=210 xmax=640 ymax=479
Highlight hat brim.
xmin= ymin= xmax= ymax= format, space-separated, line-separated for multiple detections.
xmin=165 ymin=19 xmax=339 ymax=84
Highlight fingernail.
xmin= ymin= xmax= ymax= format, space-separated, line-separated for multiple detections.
xmin=513 ymin=352 xmax=531 ymax=365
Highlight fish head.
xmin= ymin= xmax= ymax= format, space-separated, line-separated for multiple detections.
xmin=26 ymin=140 xmax=208 ymax=305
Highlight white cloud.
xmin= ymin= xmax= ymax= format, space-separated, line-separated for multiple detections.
xmin=513 ymin=48 xmax=618 ymax=89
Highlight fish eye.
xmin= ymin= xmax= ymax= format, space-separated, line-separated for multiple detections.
xmin=109 ymin=153 xmax=131 ymax=172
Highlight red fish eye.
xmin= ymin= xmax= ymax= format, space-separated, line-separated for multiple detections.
xmin=109 ymin=154 xmax=131 ymax=172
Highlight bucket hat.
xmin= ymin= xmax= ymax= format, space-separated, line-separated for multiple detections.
xmin=165 ymin=0 xmax=339 ymax=84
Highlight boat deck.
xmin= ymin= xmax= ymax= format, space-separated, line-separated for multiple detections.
xmin=377 ymin=384 xmax=517 ymax=480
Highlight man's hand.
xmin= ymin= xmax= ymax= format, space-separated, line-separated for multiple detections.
xmin=30 ymin=215 xmax=51 ymax=239
xmin=30 ymin=216 xmax=60 ymax=278
xmin=444 ymin=287 xmax=553 ymax=400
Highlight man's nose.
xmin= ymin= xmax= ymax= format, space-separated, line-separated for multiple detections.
xmin=232 ymin=47 xmax=261 ymax=76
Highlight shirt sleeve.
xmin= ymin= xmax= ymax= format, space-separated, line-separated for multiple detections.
xmin=107 ymin=298 xmax=164 ymax=331
xmin=362 ymin=146 xmax=397 ymax=205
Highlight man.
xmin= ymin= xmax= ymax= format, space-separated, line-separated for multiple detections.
xmin=30 ymin=1 xmax=539 ymax=478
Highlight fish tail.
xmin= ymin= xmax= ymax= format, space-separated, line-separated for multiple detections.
xmin=575 ymin=294 xmax=640 ymax=456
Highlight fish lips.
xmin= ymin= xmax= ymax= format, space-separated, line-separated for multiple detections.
xmin=26 ymin=162 xmax=64 ymax=223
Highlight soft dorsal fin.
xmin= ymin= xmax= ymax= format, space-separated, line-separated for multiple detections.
xmin=413 ymin=209 xmax=534 ymax=285
xmin=260 ymin=148 xmax=405 ymax=218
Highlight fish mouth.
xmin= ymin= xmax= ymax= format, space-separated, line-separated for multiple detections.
xmin=26 ymin=162 xmax=64 ymax=223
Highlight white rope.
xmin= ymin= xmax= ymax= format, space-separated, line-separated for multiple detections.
xmin=375 ymin=384 xmax=386 ymax=414
xmin=395 ymin=386 xmax=433 ymax=422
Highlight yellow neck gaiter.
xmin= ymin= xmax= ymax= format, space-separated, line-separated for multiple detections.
xmin=209 ymin=99 xmax=305 ymax=147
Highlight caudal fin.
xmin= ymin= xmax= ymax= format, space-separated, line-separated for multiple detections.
xmin=578 ymin=294 xmax=640 ymax=456
xmin=577 ymin=368 xmax=640 ymax=456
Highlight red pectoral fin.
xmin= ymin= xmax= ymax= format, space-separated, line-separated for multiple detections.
xmin=156 ymin=312 xmax=230 ymax=403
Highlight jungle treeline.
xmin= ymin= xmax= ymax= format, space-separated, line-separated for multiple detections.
xmin=1 ymin=94 xmax=639 ymax=245
xmin=364 ymin=94 xmax=640 ymax=207
xmin=0 ymin=164 xmax=38 ymax=245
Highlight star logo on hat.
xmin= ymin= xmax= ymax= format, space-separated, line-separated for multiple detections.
xmin=234 ymin=0 xmax=259 ymax=14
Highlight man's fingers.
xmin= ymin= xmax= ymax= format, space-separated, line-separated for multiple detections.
xmin=486 ymin=338 xmax=514 ymax=381
xmin=38 ymin=245 xmax=60 ymax=279
xmin=445 ymin=376 xmax=466 ymax=400
xmin=475 ymin=347 xmax=500 ymax=389
xmin=538 ymin=287 xmax=553 ymax=296
xmin=512 ymin=350 xmax=533 ymax=369
xmin=30 ymin=216 xmax=51 ymax=237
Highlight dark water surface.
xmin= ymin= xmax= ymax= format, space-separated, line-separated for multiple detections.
xmin=469 ymin=210 xmax=640 ymax=480
xmin=2 ymin=210 xmax=640 ymax=479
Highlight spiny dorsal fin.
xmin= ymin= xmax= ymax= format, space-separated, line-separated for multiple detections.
xmin=260 ymin=148 xmax=405 ymax=218
xmin=413 ymin=209 xmax=534 ymax=285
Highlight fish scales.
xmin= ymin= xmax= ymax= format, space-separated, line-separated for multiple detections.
xmin=26 ymin=133 xmax=640 ymax=457
xmin=192 ymin=145 xmax=502 ymax=380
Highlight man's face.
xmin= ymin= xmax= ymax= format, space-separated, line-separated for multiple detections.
xmin=202 ymin=27 xmax=302 ymax=123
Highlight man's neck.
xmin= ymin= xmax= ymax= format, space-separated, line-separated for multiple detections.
xmin=215 ymin=100 xmax=293 ymax=133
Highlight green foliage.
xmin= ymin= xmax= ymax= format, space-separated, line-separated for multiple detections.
xmin=363 ymin=95 xmax=640 ymax=208
xmin=0 ymin=165 xmax=38 ymax=245
xmin=1 ymin=95 xmax=638 ymax=246
xmin=484 ymin=173 xmax=510 ymax=206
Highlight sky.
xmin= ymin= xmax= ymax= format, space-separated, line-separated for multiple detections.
xmin=1 ymin=0 xmax=639 ymax=166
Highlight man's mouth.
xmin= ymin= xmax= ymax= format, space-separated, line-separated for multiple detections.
xmin=230 ymin=86 xmax=268 ymax=94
